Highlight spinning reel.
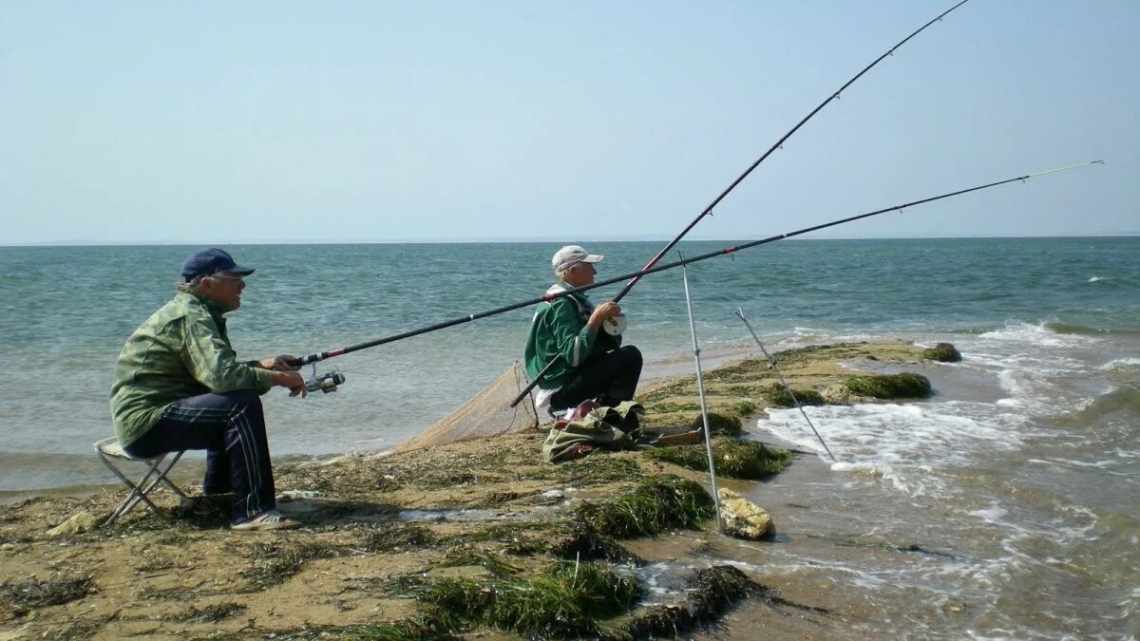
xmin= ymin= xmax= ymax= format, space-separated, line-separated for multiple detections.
xmin=304 ymin=363 xmax=345 ymax=394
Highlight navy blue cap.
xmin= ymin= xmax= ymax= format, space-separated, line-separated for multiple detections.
xmin=180 ymin=248 xmax=255 ymax=282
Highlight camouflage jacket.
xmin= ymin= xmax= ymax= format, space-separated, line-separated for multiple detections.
xmin=110 ymin=291 xmax=273 ymax=447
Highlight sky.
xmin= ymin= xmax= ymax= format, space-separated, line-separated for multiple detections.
xmin=1 ymin=1 xmax=1137 ymax=244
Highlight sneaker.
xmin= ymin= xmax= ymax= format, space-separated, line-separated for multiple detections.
xmin=230 ymin=510 xmax=301 ymax=531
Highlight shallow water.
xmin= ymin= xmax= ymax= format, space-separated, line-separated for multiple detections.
xmin=704 ymin=327 xmax=1140 ymax=640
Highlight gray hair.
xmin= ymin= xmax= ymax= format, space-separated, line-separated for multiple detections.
xmin=554 ymin=260 xmax=582 ymax=280
xmin=175 ymin=274 xmax=210 ymax=295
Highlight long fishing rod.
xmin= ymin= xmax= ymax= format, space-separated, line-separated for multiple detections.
xmin=612 ymin=0 xmax=969 ymax=301
xmin=289 ymin=161 xmax=1103 ymax=380
xmin=515 ymin=0 xmax=971 ymax=402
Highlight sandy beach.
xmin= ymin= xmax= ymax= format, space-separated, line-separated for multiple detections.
xmin=0 ymin=341 xmax=952 ymax=641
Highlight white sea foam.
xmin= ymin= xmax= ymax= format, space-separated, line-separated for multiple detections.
xmin=971 ymin=503 xmax=1009 ymax=525
xmin=978 ymin=321 xmax=1095 ymax=348
xmin=761 ymin=401 xmax=1023 ymax=497
xmin=1099 ymin=357 xmax=1140 ymax=370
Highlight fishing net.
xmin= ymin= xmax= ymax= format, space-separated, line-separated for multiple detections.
xmin=398 ymin=361 xmax=542 ymax=452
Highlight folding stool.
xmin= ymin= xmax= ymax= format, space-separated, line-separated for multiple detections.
xmin=94 ymin=437 xmax=188 ymax=526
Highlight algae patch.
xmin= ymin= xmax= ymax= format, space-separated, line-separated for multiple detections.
xmin=241 ymin=541 xmax=341 ymax=590
xmin=618 ymin=566 xmax=759 ymax=641
xmin=845 ymin=373 xmax=932 ymax=399
xmin=396 ymin=562 xmax=641 ymax=639
xmin=762 ymin=382 xmax=825 ymax=408
xmin=173 ymin=601 xmax=247 ymax=623
xmin=0 ymin=576 xmax=94 ymax=615
xmin=645 ymin=439 xmax=791 ymax=479
xmin=922 ymin=342 xmax=962 ymax=362
xmin=361 ymin=524 xmax=438 ymax=553
xmin=575 ymin=475 xmax=715 ymax=538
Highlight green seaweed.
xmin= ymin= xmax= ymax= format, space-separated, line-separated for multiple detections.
xmin=614 ymin=566 xmax=758 ymax=641
xmin=762 ymin=383 xmax=825 ymax=408
xmin=241 ymin=541 xmax=340 ymax=590
xmin=575 ymin=475 xmax=715 ymax=538
xmin=922 ymin=342 xmax=962 ymax=363
xmin=0 ymin=576 xmax=94 ymax=614
xmin=361 ymin=525 xmax=438 ymax=552
xmin=406 ymin=562 xmax=641 ymax=639
xmin=436 ymin=547 xmax=522 ymax=578
xmin=173 ymin=601 xmax=247 ymax=623
xmin=550 ymin=527 xmax=642 ymax=564
xmin=732 ymin=399 xmax=757 ymax=416
xmin=692 ymin=411 xmax=743 ymax=436
xmin=845 ymin=373 xmax=932 ymax=399
xmin=644 ymin=440 xmax=791 ymax=479
xmin=646 ymin=401 xmax=701 ymax=413
xmin=200 ymin=618 xmax=460 ymax=641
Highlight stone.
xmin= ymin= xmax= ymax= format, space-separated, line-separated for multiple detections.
xmin=717 ymin=488 xmax=773 ymax=540
xmin=820 ymin=383 xmax=852 ymax=404
xmin=923 ymin=342 xmax=962 ymax=363
xmin=46 ymin=511 xmax=100 ymax=538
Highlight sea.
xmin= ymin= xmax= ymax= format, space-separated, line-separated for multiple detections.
xmin=1 ymin=238 xmax=1137 ymax=640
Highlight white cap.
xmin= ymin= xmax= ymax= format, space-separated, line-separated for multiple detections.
xmin=552 ymin=245 xmax=604 ymax=273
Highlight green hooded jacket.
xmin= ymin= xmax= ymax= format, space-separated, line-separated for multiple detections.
xmin=110 ymin=291 xmax=274 ymax=448
xmin=524 ymin=283 xmax=621 ymax=389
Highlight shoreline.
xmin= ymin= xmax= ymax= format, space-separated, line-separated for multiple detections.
xmin=1 ymin=340 xmax=943 ymax=641
xmin=0 ymin=342 xmax=771 ymax=502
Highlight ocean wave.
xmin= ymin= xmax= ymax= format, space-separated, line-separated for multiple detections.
xmin=1054 ymin=387 xmax=1140 ymax=423
xmin=979 ymin=321 xmax=1096 ymax=347
xmin=760 ymin=401 xmax=1024 ymax=498
xmin=1100 ymin=357 xmax=1140 ymax=371
xmin=1045 ymin=321 xmax=1140 ymax=337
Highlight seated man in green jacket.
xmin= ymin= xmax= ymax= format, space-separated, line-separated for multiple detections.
xmin=111 ymin=248 xmax=307 ymax=531
xmin=524 ymin=245 xmax=643 ymax=414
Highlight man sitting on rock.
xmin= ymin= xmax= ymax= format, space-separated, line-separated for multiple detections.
xmin=524 ymin=245 xmax=643 ymax=415
xmin=110 ymin=248 xmax=306 ymax=531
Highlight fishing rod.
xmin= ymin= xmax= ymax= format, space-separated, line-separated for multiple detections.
xmin=289 ymin=161 xmax=1103 ymax=393
xmin=514 ymin=0 xmax=971 ymax=403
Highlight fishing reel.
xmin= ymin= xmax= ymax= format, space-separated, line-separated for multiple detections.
xmin=304 ymin=363 xmax=346 ymax=394
xmin=603 ymin=313 xmax=627 ymax=336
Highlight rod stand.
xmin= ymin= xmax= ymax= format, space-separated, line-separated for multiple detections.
xmin=681 ymin=260 xmax=722 ymax=528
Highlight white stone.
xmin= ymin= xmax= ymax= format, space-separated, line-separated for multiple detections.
xmin=46 ymin=511 xmax=100 ymax=538
xmin=717 ymin=488 xmax=773 ymax=540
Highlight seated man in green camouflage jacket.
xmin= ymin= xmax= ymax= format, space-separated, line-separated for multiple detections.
xmin=110 ymin=248 xmax=306 ymax=531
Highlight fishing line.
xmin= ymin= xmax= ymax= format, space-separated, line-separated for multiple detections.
xmin=514 ymin=0 xmax=973 ymax=403
xmin=288 ymin=160 xmax=1102 ymax=381
xmin=736 ymin=307 xmax=837 ymax=462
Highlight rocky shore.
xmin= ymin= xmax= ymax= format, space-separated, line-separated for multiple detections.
xmin=0 ymin=340 xmax=950 ymax=641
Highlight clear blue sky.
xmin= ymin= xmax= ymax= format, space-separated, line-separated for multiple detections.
xmin=2 ymin=1 xmax=1136 ymax=244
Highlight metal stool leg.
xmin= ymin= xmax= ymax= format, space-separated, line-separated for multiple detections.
xmin=97 ymin=449 xmax=188 ymax=527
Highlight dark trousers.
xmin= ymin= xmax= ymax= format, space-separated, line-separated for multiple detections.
xmin=124 ymin=390 xmax=275 ymax=522
xmin=550 ymin=345 xmax=643 ymax=411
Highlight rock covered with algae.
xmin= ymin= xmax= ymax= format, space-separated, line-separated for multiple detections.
xmin=717 ymin=488 xmax=773 ymax=540
xmin=845 ymin=372 xmax=932 ymax=399
xmin=922 ymin=342 xmax=962 ymax=362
